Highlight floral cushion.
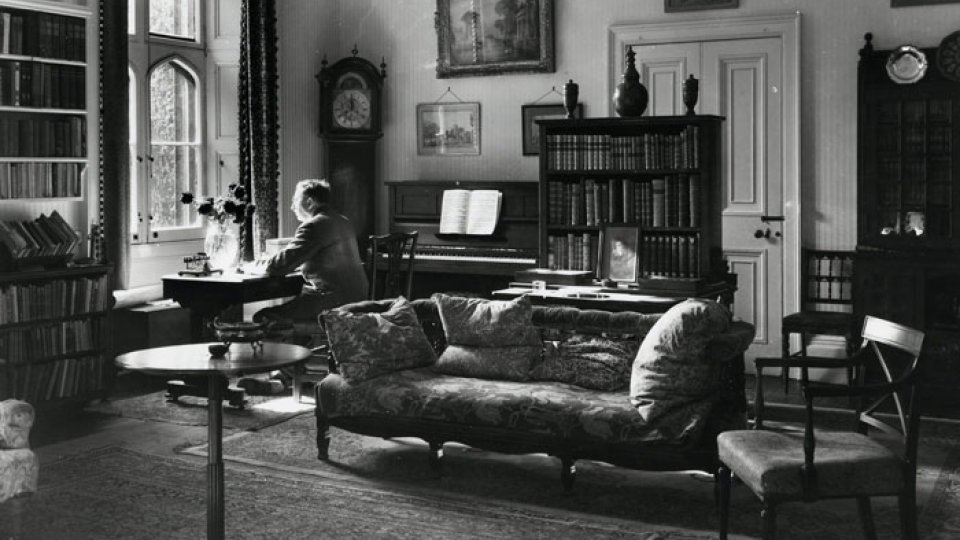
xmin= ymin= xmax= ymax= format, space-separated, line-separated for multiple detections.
xmin=629 ymin=298 xmax=732 ymax=423
xmin=0 ymin=400 xmax=34 ymax=450
xmin=431 ymin=294 xmax=541 ymax=381
xmin=319 ymin=368 xmax=712 ymax=446
xmin=322 ymin=297 xmax=437 ymax=384
xmin=532 ymin=335 xmax=639 ymax=391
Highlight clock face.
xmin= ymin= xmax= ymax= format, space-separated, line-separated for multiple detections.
xmin=332 ymin=89 xmax=372 ymax=129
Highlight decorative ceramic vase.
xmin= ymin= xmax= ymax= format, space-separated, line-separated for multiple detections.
xmin=204 ymin=221 xmax=240 ymax=269
xmin=683 ymin=74 xmax=699 ymax=116
xmin=613 ymin=46 xmax=648 ymax=117
xmin=562 ymin=79 xmax=579 ymax=119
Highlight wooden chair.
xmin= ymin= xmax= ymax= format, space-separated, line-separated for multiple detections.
xmin=780 ymin=248 xmax=856 ymax=392
xmin=367 ymin=231 xmax=418 ymax=300
xmin=719 ymin=315 xmax=925 ymax=540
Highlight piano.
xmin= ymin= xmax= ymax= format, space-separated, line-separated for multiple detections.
xmin=386 ymin=180 xmax=539 ymax=297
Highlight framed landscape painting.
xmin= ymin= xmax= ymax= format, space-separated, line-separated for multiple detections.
xmin=521 ymin=103 xmax=581 ymax=155
xmin=435 ymin=0 xmax=555 ymax=78
xmin=417 ymin=102 xmax=481 ymax=156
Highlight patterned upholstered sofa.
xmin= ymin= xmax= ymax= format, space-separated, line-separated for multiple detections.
xmin=315 ymin=296 xmax=755 ymax=488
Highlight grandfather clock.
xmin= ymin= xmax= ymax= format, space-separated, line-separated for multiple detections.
xmin=316 ymin=48 xmax=386 ymax=251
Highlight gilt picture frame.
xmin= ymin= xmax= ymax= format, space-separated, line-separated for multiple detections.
xmin=435 ymin=0 xmax=555 ymax=78
xmin=521 ymin=103 xmax=581 ymax=155
xmin=599 ymin=224 xmax=642 ymax=284
xmin=665 ymin=0 xmax=739 ymax=12
xmin=417 ymin=102 xmax=481 ymax=156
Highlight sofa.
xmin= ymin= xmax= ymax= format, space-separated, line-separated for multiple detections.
xmin=315 ymin=294 xmax=755 ymax=489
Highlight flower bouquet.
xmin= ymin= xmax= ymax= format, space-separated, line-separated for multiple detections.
xmin=180 ymin=184 xmax=255 ymax=269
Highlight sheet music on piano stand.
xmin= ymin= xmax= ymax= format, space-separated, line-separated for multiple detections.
xmin=439 ymin=189 xmax=502 ymax=235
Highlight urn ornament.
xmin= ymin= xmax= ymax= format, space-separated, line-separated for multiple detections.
xmin=613 ymin=46 xmax=648 ymax=117
xmin=683 ymin=74 xmax=699 ymax=115
xmin=562 ymin=79 xmax=580 ymax=119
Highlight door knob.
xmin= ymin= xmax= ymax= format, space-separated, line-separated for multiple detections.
xmin=754 ymin=229 xmax=768 ymax=239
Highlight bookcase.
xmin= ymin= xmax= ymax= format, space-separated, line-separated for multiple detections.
xmin=0 ymin=264 xmax=112 ymax=404
xmin=537 ymin=116 xmax=725 ymax=291
xmin=0 ymin=2 xmax=87 ymax=201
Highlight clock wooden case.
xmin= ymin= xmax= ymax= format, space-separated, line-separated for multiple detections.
xmin=316 ymin=52 xmax=387 ymax=251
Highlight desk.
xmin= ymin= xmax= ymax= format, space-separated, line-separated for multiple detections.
xmin=492 ymin=280 xmax=735 ymax=313
xmin=161 ymin=272 xmax=305 ymax=405
xmin=116 ymin=342 xmax=311 ymax=540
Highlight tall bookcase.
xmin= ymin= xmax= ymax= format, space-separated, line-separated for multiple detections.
xmin=0 ymin=264 xmax=111 ymax=404
xmin=537 ymin=116 xmax=725 ymax=291
xmin=0 ymin=2 xmax=87 ymax=201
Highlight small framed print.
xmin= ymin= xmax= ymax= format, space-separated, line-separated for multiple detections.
xmin=665 ymin=0 xmax=738 ymax=12
xmin=599 ymin=224 xmax=641 ymax=283
xmin=521 ymin=103 xmax=581 ymax=156
xmin=416 ymin=102 xmax=481 ymax=156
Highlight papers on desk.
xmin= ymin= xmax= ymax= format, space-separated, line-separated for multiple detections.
xmin=238 ymin=260 xmax=269 ymax=275
xmin=439 ymin=189 xmax=502 ymax=235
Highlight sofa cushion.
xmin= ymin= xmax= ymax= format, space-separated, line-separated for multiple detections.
xmin=532 ymin=335 xmax=639 ymax=391
xmin=629 ymin=298 xmax=732 ymax=423
xmin=322 ymin=296 xmax=437 ymax=384
xmin=319 ymin=368 xmax=714 ymax=446
xmin=432 ymin=294 xmax=541 ymax=381
xmin=0 ymin=400 xmax=34 ymax=450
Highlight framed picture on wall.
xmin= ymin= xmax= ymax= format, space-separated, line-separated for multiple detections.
xmin=599 ymin=224 xmax=642 ymax=283
xmin=416 ymin=102 xmax=481 ymax=156
xmin=521 ymin=103 xmax=581 ymax=155
xmin=892 ymin=0 xmax=960 ymax=6
xmin=665 ymin=0 xmax=739 ymax=12
xmin=435 ymin=0 xmax=555 ymax=78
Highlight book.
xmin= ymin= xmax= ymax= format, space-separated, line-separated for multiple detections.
xmin=438 ymin=189 xmax=502 ymax=235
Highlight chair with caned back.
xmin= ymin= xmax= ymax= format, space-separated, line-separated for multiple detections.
xmin=719 ymin=315 xmax=925 ymax=539
xmin=780 ymin=248 xmax=856 ymax=392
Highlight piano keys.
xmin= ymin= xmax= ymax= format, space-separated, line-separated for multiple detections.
xmin=386 ymin=180 xmax=539 ymax=297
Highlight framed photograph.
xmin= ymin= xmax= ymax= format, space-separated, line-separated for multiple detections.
xmin=599 ymin=224 xmax=641 ymax=283
xmin=417 ymin=102 xmax=481 ymax=156
xmin=521 ymin=103 xmax=581 ymax=156
xmin=435 ymin=0 xmax=555 ymax=78
xmin=665 ymin=0 xmax=739 ymax=12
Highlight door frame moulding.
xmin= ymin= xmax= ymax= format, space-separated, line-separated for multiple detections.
xmin=608 ymin=12 xmax=802 ymax=322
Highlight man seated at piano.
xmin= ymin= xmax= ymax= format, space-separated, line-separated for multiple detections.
xmin=244 ymin=178 xmax=368 ymax=390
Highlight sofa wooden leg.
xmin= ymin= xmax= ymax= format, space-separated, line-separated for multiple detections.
xmin=428 ymin=441 xmax=443 ymax=476
xmin=560 ymin=456 xmax=576 ymax=491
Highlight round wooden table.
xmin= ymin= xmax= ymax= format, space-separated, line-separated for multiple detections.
xmin=115 ymin=341 xmax=311 ymax=540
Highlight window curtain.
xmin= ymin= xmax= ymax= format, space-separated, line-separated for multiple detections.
xmin=99 ymin=0 xmax=130 ymax=289
xmin=238 ymin=0 xmax=280 ymax=260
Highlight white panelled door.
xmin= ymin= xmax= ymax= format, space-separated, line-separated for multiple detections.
xmin=633 ymin=36 xmax=785 ymax=362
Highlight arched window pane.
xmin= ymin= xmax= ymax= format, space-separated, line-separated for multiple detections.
xmin=129 ymin=66 xmax=139 ymax=237
xmin=149 ymin=59 xmax=200 ymax=230
xmin=149 ymin=0 xmax=196 ymax=40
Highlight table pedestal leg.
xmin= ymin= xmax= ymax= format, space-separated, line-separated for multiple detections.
xmin=207 ymin=374 xmax=225 ymax=540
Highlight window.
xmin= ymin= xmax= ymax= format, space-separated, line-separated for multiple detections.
xmin=128 ymin=0 xmax=205 ymax=244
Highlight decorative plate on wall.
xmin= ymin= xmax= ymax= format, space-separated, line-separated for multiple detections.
xmin=936 ymin=31 xmax=960 ymax=82
xmin=886 ymin=45 xmax=928 ymax=84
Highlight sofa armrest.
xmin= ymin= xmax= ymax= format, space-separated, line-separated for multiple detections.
xmin=0 ymin=400 xmax=34 ymax=450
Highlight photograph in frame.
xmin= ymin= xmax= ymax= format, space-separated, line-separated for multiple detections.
xmin=521 ymin=103 xmax=581 ymax=155
xmin=599 ymin=224 xmax=641 ymax=283
xmin=417 ymin=102 xmax=481 ymax=156
xmin=435 ymin=0 xmax=555 ymax=78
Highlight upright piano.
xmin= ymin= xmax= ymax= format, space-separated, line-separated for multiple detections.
xmin=386 ymin=180 xmax=539 ymax=298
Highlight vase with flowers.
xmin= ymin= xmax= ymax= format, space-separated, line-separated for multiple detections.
xmin=180 ymin=184 xmax=255 ymax=269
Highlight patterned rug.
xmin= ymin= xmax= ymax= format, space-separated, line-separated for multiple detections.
xmin=179 ymin=414 xmax=960 ymax=539
xmin=84 ymin=390 xmax=313 ymax=431
xmin=5 ymin=446 xmax=722 ymax=539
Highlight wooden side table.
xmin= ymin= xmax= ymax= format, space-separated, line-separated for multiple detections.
xmin=115 ymin=342 xmax=311 ymax=540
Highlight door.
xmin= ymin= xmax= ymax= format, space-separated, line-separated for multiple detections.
xmin=633 ymin=36 xmax=785 ymax=363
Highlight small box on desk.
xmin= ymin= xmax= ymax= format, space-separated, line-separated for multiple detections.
xmin=514 ymin=268 xmax=595 ymax=286
xmin=113 ymin=301 xmax=191 ymax=355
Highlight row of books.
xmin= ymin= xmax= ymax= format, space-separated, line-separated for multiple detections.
xmin=547 ymin=175 xmax=702 ymax=228
xmin=544 ymin=125 xmax=700 ymax=171
xmin=546 ymin=233 xmax=596 ymax=272
xmin=641 ymin=233 xmax=702 ymax=279
xmin=0 ymin=60 xmax=85 ymax=109
xmin=0 ymin=318 xmax=99 ymax=363
xmin=0 ymin=210 xmax=82 ymax=259
xmin=0 ymin=116 xmax=86 ymax=157
xmin=0 ymin=355 xmax=105 ymax=403
xmin=0 ymin=274 xmax=109 ymax=325
xmin=0 ymin=9 xmax=86 ymax=62
xmin=0 ymin=162 xmax=84 ymax=199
